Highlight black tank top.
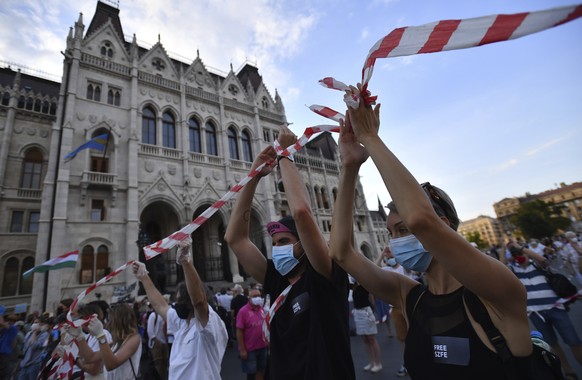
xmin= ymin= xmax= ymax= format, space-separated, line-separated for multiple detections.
xmin=404 ymin=285 xmax=506 ymax=379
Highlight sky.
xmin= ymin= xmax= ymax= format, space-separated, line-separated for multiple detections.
xmin=1 ymin=0 xmax=580 ymax=222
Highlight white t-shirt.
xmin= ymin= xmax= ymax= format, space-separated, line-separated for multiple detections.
xmin=147 ymin=312 xmax=166 ymax=345
xmin=166 ymin=306 xmax=228 ymax=380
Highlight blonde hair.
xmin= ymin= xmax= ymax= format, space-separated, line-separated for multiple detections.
xmin=107 ymin=303 xmax=138 ymax=347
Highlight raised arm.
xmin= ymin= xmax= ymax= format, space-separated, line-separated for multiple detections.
xmin=132 ymin=262 xmax=170 ymax=319
xmin=277 ymin=125 xmax=331 ymax=278
xmin=347 ymin=87 xmax=525 ymax=313
xmin=176 ymin=240 xmax=209 ymax=327
xmin=329 ymin=117 xmax=415 ymax=306
xmin=224 ymin=145 xmax=276 ymax=284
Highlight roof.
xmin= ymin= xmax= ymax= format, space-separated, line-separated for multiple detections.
xmin=303 ymin=131 xmax=337 ymax=160
xmin=86 ymin=1 xmax=125 ymax=43
xmin=0 ymin=67 xmax=60 ymax=97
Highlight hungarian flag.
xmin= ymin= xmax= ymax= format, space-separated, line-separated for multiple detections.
xmin=23 ymin=250 xmax=79 ymax=278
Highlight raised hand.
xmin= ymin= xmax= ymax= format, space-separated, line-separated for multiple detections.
xmin=277 ymin=124 xmax=298 ymax=151
xmin=132 ymin=261 xmax=149 ymax=280
xmin=345 ymin=84 xmax=381 ymax=144
xmin=87 ymin=316 xmax=104 ymax=338
xmin=339 ymin=116 xmax=369 ymax=167
xmin=251 ymin=145 xmax=277 ymax=178
xmin=176 ymin=237 xmax=193 ymax=265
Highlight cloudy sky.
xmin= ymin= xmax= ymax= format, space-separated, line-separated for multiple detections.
xmin=1 ymin=0 xmax=580 ymax=221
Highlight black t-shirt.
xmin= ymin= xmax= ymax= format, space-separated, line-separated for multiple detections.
xmin=263 ymin=260 xmax=355 ymax=380
xmin=352 ymin=285 xmax=371 ymax=309
xmin=231 ymin=294 xmax=248 ymax=319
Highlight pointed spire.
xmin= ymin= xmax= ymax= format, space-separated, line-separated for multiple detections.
xmin=197 ymin=49 xmax=199 ymax=58
xmin=230 ymin=63 xmax=234 ymax=72
xmin=14 ymin=69 xmax=22 ymax=89
xmin=131 ymin=33 xmax=138 ymax=59
xmin=377 ymin=196 xmax=387 ymax=221
xmin=74 ymin=12 xmax=84 ymax=40
xmin=77 ymin=12 xmax=83 ymax=25
xmin=158 ymin=33 xmax=161 ymax=43
xmin=274 ymin=89 xmax=285 ymax=113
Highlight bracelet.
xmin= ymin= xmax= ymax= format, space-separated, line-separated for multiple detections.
xmin=277 ymin=154 xmax=294 ymax=163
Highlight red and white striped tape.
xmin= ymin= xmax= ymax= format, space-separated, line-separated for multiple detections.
xmin=309 ymin=105 xmax=345 ymax=123
xmin=362 ymin=4 xmax=582 ymax=85
xmin=143 ymin=124 xmax=339 ymax=259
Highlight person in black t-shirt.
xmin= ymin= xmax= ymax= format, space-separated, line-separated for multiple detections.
xmin=225 ymin=124 xmax=355 ymax=380
xmin=329 ymin=91 xmax=533 ymax=379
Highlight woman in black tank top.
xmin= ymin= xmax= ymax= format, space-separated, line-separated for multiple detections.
xmin=329 ymin=91 xmax=534 ymax=379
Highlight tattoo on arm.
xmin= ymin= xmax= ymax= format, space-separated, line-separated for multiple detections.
xmin=243 ymin=210 xmax=250 ymax=222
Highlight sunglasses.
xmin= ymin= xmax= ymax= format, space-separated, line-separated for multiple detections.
xmin=420 ymin=182 xmax=453 ymax=221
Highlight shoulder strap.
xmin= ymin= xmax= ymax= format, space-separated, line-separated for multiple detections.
xmin=463 ymin=289 xmax=519 ymax=379
xmin=406 ymin=284 xmax=427 ymax=318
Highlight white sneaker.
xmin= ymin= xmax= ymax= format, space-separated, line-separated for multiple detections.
xmin=397 ymin=366 xmax=408 ymax=377
xmin=363 ymin=364 xmax=372 ymax=371
xmin=370 ymin=364 xmax=383 ymax=373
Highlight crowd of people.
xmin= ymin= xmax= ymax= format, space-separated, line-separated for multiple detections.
xmin=1 ymin=89 xmax=582 ymax=379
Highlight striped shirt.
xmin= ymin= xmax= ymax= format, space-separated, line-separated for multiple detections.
xmin=510 ymin=261 xmax=562 ymax=312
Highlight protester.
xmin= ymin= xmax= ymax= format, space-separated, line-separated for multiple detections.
xmin=17 ymin=314 xmax=50 ymax=380
xmin=328 ymin=91 xmax=533 ymax=379
xmin=352 ymin=280 xmax=382 ymax=373
xmin=132 ymin=238 xmax=227 ymax=380
xmin=230 ymin=284 xmax=249 ymax=322
xmin=71 ymin=303 xmax=141 ymax=380
xmin=560 ymin=231 xmax=582 ymax=286
xmin=236 ymin=287 xmax=268 ymax=380
xmin=502 ymin=240 xmax=582 ymax=380
xmin=147 ymin=297 xmax=169 ymax=380
xmin=0 ymin=308 xmax=19 ymax=379
xmin=225 ymin=125 xmax=355 ymax=380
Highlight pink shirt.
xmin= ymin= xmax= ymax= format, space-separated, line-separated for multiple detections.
xmin=236 ymin=303 xmax=267 ymax=352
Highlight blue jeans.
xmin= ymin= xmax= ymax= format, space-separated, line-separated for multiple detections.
xmin=529 ymin=307 xmax=582 ymax=346
xmin=17 ymin=362 xmax=42 ymax=380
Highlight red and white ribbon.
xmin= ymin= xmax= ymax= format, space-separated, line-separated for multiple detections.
xmin=308 ymin=105 xmax=345 ymax=123
xmin=262 ymin=283 xmax=293 ymax=343
xmin=143 ymin=124 xmax=339 ymax=259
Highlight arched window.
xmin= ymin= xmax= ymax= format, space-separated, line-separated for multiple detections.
xmin=21 ymin=149 xmax=43 ymax=189
xmin=80 ymin=245 xmax=94 ymax=284
xmin=227 ymin=127 xmax=239 ymax=160
xmin=261 ymin=96 xmax=269 ymax=109
xmin=89 ymin=130 xmax=110 ymax=173
xmin=87 ymin=84 xmax=94 ymax=99
xmin=42 ymin=100 xmax=50 ymax=113
xmin=2 ymin=257 xmax=18 ymax=297
xmin=162 ymin=112 xmax=176 ymax=148
xmin=95 ymin=245 xmax=109 ymax=280
xmin=314 ymin=186 xmax=322 ymax=209
xmin=34 ymin=99 xmax=42 ymax=112
xmin=205 ymin=122 xmax=217 ymax=156
xmin=321 ymin=187 xmax=330 ymax=209
xmin=241 ymin=130 xmax=252 ymax=162
xmin=142 ymin=107 xmax=156 ymax=145
xmin=1 ymin=91 xmax=9 ymax=106
xmin=332 ymin=188 xmax=338 ymax=202
xmin=188 ymin=118 xmax=201 ymax=153
xmin=107 ymin=89 xmax=121 ymax=106
xmin=19 ymin=257 xmax=34 ymax=294
xmin=25 ymin=97 xmax=34 ymax=110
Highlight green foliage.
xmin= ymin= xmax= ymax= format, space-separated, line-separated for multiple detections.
xmin=510 ymin=200 xmax=571 ymax=239
xmin=466 ymin=231 xmax=487 ymax=249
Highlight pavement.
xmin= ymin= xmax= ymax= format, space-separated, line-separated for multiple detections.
xmin=219 ymin=301 xmax=582 ymax=379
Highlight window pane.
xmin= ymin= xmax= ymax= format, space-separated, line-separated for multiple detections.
xmin=228 ymin=128 xmax=239 ymax=160
xmin=206 ymin=123 xmax=217 ymax=156
xmin=108 ymin=89 xmax=114 ymax=105
xmin=94 ymin=86 xmax=101 ymax=102
xmin=91 ymin=200 xmax=105 ymax=221
xmin=80 ymin=246 xmax=94 ymax=284
xmin=19 ymin=257 xmax=35 ymax=294
xmin=142 ymin=108 xmax=156 ymax=145
xmin=2 ymin=258 xmax=19 ymax=296
xmin=189 ymin=119 xmax=201 ymax=153
xmin=28 ymin=211 xmax=40 ymax=233
xmin=96 ymin=246 xmax=109 ymax=280
xmin=10 ymin=211 xmax=24 ymax=232
xmin=21 ymin=149 xmax=43 ymax=189
xmin=162 ymin=113 xmax=176 ymax=148
xmin=242 ymin=131 xmax=252 ymax=162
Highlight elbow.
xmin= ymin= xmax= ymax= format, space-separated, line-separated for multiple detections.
xmin=291 ymin=204 xmax=312 ymax=222
xmin=405 ymin=209 xmax=441 ymax=235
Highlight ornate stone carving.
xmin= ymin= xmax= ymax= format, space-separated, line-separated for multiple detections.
xmin=89 ymin=115 xmax=98 ymax=123
xmin=40 ymin=129 xmax=49 ymax=138
xmin=76 ymin=112 xmax=86 ymax=121
xmin=213 ymin=170 xmax=220 ymax=180
xmin=13 ymin=125 xmax=23 ymax=134
xmin=145 ymin=160 xmax=154 ymax=172
xmin=168 ymin=165 xmax=176 ymax=175
xmin=194 ymin=168 xmax=202 ymax=178
xmin=27 ymin=127 xmax=36 ymax=136
xmin=157 ymin=182 xmax=166 ymax=192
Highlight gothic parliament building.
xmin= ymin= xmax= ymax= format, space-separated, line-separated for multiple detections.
xmin=0 ymin=1 xmax=388 ymax=313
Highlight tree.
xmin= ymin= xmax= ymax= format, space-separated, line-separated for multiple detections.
xmin=466 ymin=231 xmax=487 ymax=249
xmin=511 ymin=200 xmax=571 ymax=239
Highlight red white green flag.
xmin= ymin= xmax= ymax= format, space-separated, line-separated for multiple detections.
xmin=23 ymin=250 xmax=79 ymax=278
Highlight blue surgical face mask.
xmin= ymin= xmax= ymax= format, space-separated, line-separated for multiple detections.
xmin=386 ymin=258 xmax=397 ymax=267
xmin=272 ymin=242 xmax=302 ymax=276
xmin=390 ymin=235 xmax=432 ymax=272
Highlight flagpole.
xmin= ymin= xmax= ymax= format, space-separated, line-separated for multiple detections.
xmin=42 ymin=52 xmax=72 ymax=311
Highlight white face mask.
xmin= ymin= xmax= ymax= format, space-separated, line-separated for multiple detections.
xmin=251 ymin=297 xmax=264 ymax=307
xmin=31 ymin=323 xmax=40 ymax=332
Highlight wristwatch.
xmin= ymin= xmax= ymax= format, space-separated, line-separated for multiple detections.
xmin=277 ymin=154 xmax=294 ymax=163
xmin=97 ymin=335 xmax=108 ymax=345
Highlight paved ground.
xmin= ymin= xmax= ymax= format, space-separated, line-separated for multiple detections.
xmin=219 ymin=301 xmax=582 ymax=379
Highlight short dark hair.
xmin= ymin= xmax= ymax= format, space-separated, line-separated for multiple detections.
xmin=387 ymin=183 xmax=460 ymax=231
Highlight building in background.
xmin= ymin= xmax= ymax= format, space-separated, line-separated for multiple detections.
xmin=0 ymin=1 xmax=378 ymax=314
xmin=458 ymin=215 xmax=504 ymax=248
xmin=493 ymin=182 xmax=582 ymax=235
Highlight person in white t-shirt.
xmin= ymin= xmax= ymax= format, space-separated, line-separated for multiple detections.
xmin=133 ymin=238 xmax=228 ymax=380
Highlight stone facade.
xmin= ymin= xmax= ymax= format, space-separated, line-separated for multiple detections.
xmin=458 ymin=215 xmax=505 ymax=248
xmin=0 ymin=1 xmax=379 ymax=314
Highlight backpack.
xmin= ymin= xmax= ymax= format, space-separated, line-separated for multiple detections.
xmin=532 ymin=262 xmax=578 ymax=299
xmin=463 ymin=289 xmax=565 ymax=380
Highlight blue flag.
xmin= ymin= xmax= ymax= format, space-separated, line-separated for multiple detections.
xmin=64 ymin=133 xmax=109 ymax=162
